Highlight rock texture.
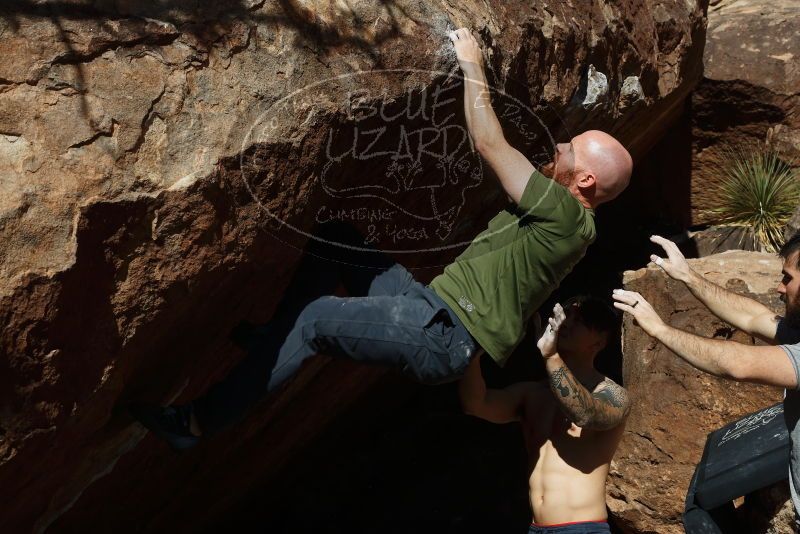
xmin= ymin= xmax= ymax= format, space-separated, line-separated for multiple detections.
xmin=0 ymin=1 xmax=709 ymax=531
xmin=688 ymin=224 xmax=758 ymax=256
xmin=786 ymin=206 xmax=800 ymax=241
xmin=689 ymin=0 xmax=800 ymax=224
xmin=609 ymin=251 xmax=788 ymax=533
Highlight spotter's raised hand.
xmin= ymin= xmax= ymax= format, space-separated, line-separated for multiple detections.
xmin=612 ymin=289 xmax=666 ymax=337
xmin=649 ymin=235 xmax=692 ymax=283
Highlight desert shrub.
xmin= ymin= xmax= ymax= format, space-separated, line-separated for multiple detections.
xmin=704 ymin=146 xmax=799 ymax=253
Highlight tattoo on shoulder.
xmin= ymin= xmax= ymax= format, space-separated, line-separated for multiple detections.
xmin=593 ymin=379 xmax=629 ymax=410
xmin=547 ymin=365 xmax=629 ymax=429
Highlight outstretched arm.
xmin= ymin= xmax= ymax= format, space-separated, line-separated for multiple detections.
xmin=650 ymin=235 xmax=780 ymax=342
xmin=459 ymin=355 xmax=535 ymax=424
xmin=538 ymin=304 xmax=631 ymax=430
xmin=613 ymin=289 xmax=797 ymax=388
xmin=449 ymin=28 xmax=534 ymax=205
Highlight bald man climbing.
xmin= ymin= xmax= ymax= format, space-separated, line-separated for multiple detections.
xmin=131 ymin=28 xmax=633 ymax=450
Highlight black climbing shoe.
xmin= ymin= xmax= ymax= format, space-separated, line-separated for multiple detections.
xmin=129 ymin=403 xmax=200 ymax=451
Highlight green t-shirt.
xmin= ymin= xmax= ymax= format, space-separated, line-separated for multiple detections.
xmin=430 ymin=170 xmax=596 ymax=366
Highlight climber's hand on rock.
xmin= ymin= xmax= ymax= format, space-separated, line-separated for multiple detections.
xmin=448 ymin=28 xmax=484 ymax=74
xmin=613 ymin=289 xmax=666 ymax=338
xmin=650 ymin=235 xmax=692 ymax=283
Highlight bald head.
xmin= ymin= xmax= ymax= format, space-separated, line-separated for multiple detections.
xmin=570 ymin=130 xmax=632 ymax=207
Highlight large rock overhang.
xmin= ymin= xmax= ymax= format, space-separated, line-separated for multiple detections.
xmin=0 ymin=1 xmax=708 ymax=531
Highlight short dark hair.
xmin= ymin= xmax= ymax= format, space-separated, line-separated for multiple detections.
xmin=780 ymin=232 xmax=800 ymax=268
xmin=563 ymin=294 xmax=620 ymax=337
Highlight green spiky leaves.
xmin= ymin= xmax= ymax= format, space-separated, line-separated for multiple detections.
xmin=705 ymin=146 xmax=799 ymax=253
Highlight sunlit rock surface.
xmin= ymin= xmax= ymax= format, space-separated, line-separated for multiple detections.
xmin=609 ymin=251 xmax=788 ymax=533
xmin=0 ymin=1 xmax=709 ymax=531
xmin=689 ymin=0 xmax=800 ymax=223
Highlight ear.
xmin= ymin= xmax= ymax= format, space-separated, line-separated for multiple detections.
xmin=576 ymin=171 xmax=596 ymax=189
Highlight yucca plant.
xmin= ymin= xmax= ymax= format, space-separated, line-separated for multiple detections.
xmin=704 ymin=146 xmax=800 ymax=253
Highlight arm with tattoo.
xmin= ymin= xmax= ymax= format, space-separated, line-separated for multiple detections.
xmin=537 ymin=303 xmax=630 ymax=430
xmin=545 ymin=355 xmax=630 ymax=430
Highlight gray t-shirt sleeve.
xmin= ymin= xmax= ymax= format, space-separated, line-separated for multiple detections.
xmin=776 ymin=318 xmax=800 ymax=391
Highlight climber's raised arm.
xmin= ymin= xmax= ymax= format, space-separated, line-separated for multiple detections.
xmin=449 ymin=28 xmax=534 ymax=205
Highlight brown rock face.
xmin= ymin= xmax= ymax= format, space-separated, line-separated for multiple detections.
xmin=609 ymin=251 xmax=787 ymax=533
xmin=689 ymin=0 xmax=800 ymax=224
xmin=0 ymin=1 xmax=709 ymax=531
xmin=688 ymin=224 xmax=758 ymax=256
xmin=786 ymin=206 xmax=800 ymax=241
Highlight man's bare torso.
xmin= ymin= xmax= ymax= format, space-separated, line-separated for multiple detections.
xmin=519 ymin=380 xmax=625 ymax=525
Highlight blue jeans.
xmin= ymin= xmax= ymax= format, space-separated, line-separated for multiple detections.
xmin=193 ymin=223 xmax=477 ymax=434
xmin=528 ymin=521 xmax=610 ymax=534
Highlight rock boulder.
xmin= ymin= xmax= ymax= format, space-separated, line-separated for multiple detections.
xmin=0 ymin=1 xmax=709 ymax=531
xmin=609 ymin=251 xmax=789 ymax=532
xmin=689 ymin=0 xmax=800 ymax=224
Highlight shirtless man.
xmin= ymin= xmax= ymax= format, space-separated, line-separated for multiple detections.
xmin=460 ymin=296 xmax=629 ymax=533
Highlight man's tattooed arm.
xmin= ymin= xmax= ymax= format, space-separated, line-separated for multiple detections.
xmin=545 ymin=356 xmax=630 ymax=430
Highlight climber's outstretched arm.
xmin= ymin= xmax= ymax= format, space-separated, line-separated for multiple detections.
xmin=449 ymin=28 xmax=534 ymax=205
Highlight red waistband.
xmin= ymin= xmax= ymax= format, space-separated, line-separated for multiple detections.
xmin=531 ymin=520 xmax=608 ymax=527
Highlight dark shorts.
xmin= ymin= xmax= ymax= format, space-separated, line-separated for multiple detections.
xmin=528 ymin=520 xmax=610 ymax=534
